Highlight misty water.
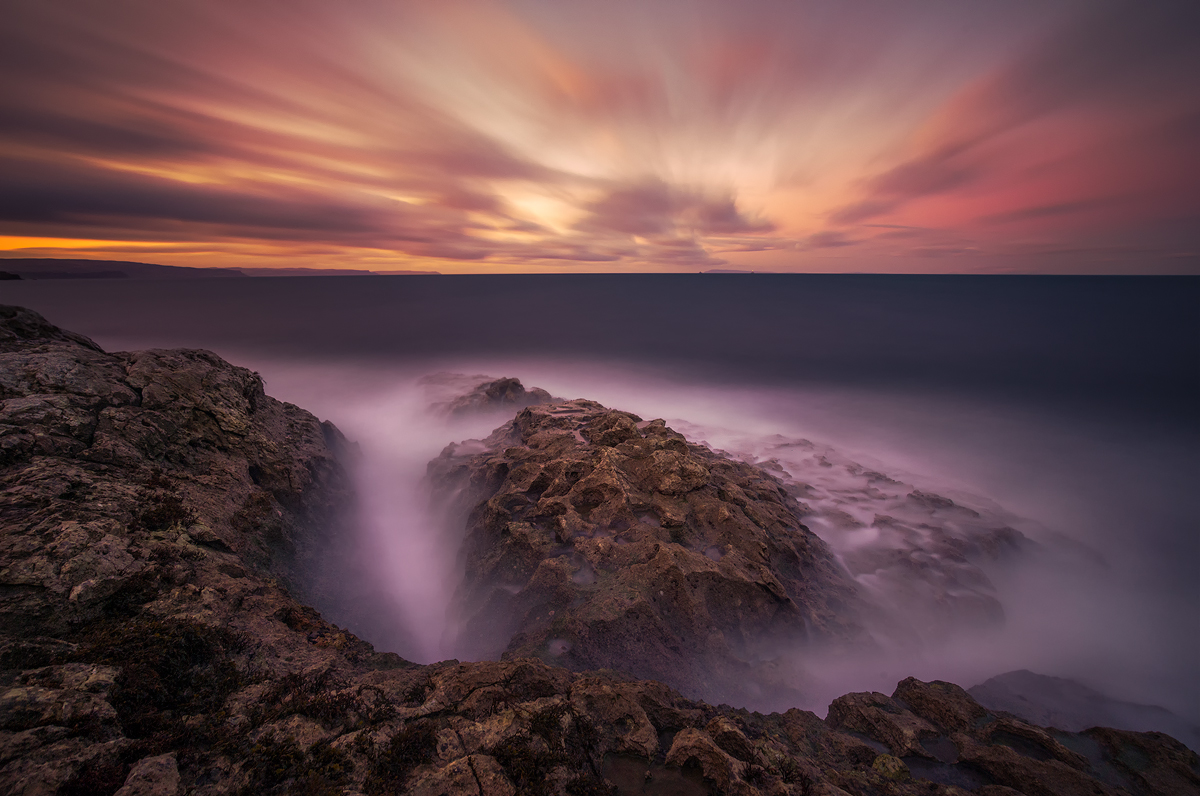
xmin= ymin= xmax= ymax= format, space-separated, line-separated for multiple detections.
xmin=4 ymin=274 xmax=1197 ymax=730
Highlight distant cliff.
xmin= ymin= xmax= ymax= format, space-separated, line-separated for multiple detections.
xmin=0 ymin=306 xmax=1195 ymax=796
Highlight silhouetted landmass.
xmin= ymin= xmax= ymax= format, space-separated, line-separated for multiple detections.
xmin=0 ymin=258 xmax=441 ymax=279
xmin=0 ymin=258 xmax=245 ymax=279
xmin=238 ymin=267 xmax=376 ymax=276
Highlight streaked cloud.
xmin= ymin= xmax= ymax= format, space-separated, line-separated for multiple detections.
xmin=0 ymin=0 xmax=1196 ymax=272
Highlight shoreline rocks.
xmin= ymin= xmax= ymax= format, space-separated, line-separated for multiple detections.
xmin=427 ymin=400 xmax=868 ymax=708
xmin=1 ymin=305 xmax=1196 ymax=796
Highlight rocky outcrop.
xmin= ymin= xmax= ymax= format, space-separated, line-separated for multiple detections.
xmin=824 ymin=677 xmax=1199 ymax=796
xmin=724 ymin=435 xmax=1036 ymax=643
xmin=428 ymin=400 xmax=868 ymax=707
xmin=969 ymin=671 xmax=1200 ymax=754
xmin=431 ymin=376 xmax=557 ymax=417
xmin=2 ymin=306 xmax=1196 ymax=796
xmin=0 ymin=304 xmax=354 ymax=640
xmin=0 ymin=305 xmax=378 ymax=793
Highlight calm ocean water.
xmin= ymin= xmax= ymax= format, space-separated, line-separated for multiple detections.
xmin=4 ymin=274 xmax=1195 ymax=414
xmin=3 ymin=274 xmax=1197 ymax=722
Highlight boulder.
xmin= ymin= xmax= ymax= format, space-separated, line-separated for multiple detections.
xmin=428 ymin=400 xmax=867 ymax=707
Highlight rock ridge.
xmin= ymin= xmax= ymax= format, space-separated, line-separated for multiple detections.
xmin=427 ymin=399 xmax=873 ymax=706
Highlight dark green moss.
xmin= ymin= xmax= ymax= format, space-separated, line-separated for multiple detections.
xmin=777 ymin=755 xmax=806 ymax=785
xmin=96 ymin=567 xmax=170 ymax=619
xmin=363 ymin=720 xmax=438 ymax=794
xmin=131 ymin=471 xmax=197 ymax=534
xmin=58 ymin=755 xmax=129 ymax=796
xmin=236 ymin=736 xmax=353 ymax=796
xmin=530 ymin=703 xmax=569 ymax=744
xmin=401 ymin=675 xmax=432 ymax=706
xmin=231 ymin=490 xmax=282 ymax=539
xmin=492 ymin=736 xmax=556 ymax=796
xmin=74 ymin=618 xmax=246 ymax=742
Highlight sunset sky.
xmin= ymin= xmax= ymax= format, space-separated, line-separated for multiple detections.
xmin=2 ymin=1 xmax=1197 ymax=273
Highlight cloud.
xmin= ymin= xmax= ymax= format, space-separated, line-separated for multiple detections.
xmin=804 ymin=231 xmax=858 ymax=249
xmin=980 ymin=198 xmax=1117 ymax=226
xmin=0 ymin=0 xmax=1195 ymax=271
xmin=577 ymin=180 xmax=772 ymax=237
xmin=828 ymin=1 xmax=1200 ymax=231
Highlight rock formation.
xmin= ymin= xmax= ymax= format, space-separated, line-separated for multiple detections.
xmin=428 ymin=401 xmax=868 ymax=707
xmin=1 ymin=305 xmax=1196 ymax=796
xmin=682 ymin=432 xmax=1037 ymax=644
xmin=428 ymin=376 xmax=557 ymax=417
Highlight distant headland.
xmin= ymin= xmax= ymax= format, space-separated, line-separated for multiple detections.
xmin=0 ymin=258 xmax=440 ymax=279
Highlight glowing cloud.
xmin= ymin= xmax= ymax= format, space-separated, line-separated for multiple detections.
xmin=0 ymin=0 xmax=1196 ymax=272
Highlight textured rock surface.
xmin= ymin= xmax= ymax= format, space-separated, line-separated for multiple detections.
xmin=0 ymin=305 xmax=355 ymax=639
xmin=1 ymin=306 xmax=1196 ymax=796
xmin=432 ymin=376 xmax=557 ymax=417
xmin=428 ymin=400 xmax=868 ymax=706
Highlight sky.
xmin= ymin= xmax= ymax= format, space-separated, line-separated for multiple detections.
xmin=1 ymin=0 xmax=1198 ymax=274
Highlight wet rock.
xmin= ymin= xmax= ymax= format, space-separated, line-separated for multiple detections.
xmin=751 ymin=436 xmax=1035 ymax=642
xmin=435 ymin=376 xmax=558 ymax=417
xmin=428 ymin=400 xmax=867 ymax=707
xmin=826 ymin=691 xmax=937 ymax=757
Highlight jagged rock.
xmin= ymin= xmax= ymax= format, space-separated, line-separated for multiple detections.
xmin=114 ymin=753 xmax=180 ymax=796
xmin=893 ymin=677 xmax=986 ymax=734
xmin=871 ymin=754 xmax=909 ymax=781
xmin=2 ymin=307 xmax=1196 ymax=796
xmin=433 ymin=376 xmax=557 ymax=417
xmin=409 ymin=754 xmax=515 ymax=796
xmin=707 ymin=715 xmax=764 ymax=765
xmin=428 ymin=400 xmax=867 ymax=706
xmin=826 ymin=691 xmax=938 ymax=758
xmin=664 ymin=727 xmax=748 ymax=792
xmin=822 ymin=677 xmax=1200 ymax=796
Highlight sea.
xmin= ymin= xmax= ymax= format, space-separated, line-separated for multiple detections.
xmin=3 ymin=274 xmax=1197 ymax=728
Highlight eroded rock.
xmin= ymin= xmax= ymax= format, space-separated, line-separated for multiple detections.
xmin=428 ymin=400 xmax=868 ymax=706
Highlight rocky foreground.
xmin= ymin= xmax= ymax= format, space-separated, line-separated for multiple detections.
xmin=0 ymin=305 xmax=1196 ymax=796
